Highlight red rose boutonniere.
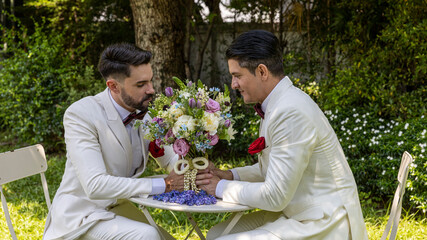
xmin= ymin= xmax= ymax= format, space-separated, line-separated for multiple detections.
xmin=149 ymin=141 xmax=165 ymax=158
xmin=248 ymin=137 xmax=266 ymax=155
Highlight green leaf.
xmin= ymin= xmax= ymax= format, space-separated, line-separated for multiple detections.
xmin=197 ymin=79 xmax=204 ymax=89
xmin=148 ymin=107 xmax=158 ymax=117
xmin=224 ymin=84 xmax=230 ymax=97
xmin=173 ymin=76 xmax=186 ymax=90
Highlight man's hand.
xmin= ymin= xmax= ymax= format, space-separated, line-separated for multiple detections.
xmin=164 ymin=170 xmax=184 ymax=192
xmin=197 ymin=175 xmax=221 ymax=196
xmin=198 ymin=161 xmax=233 ymax=180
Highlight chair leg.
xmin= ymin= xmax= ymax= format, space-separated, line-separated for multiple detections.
xmin=1 ymin=186 xmax=18 ymax=240
xmin=40 ymin=172 xmax=51 ymax=209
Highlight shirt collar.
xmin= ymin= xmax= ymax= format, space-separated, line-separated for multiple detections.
xmin=108 ymin=89 xmax=132 ymax=121
xmin=260 ymin=76 xmax=289 ymax=113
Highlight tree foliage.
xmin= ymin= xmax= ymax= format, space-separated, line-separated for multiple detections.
xmin=319 ymin=0 xmax=427 ymax=119
xmin=0 ymin=17 xmax=104 ymax=151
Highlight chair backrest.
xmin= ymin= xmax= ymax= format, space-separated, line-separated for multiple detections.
xmin=380 ymin=151 xmax=413 ymax=240
xmin=0 ymin=144 xmax=51 ymax=240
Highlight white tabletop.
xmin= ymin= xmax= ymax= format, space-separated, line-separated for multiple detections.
xmin=130 ymin=196 xmax=253 ymax=213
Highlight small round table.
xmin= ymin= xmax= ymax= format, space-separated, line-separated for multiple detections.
xmin=130 ymin=196 xmax=253 ymax=240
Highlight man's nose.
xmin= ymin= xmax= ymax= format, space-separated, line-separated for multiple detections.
xmin=146 ymin=82 xmax=155 ymax=94
xmin=231 ymin=78 xmax=239 ymax=90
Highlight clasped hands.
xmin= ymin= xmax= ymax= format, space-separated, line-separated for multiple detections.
xmin=164 ymin=161 xmax=232 ymax=196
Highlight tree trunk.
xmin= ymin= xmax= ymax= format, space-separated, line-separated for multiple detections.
xmin=184 ymin=0 xmax=194 ymax=81
xmin=305 ymin=0 xmax=312 ymax=74
xmin=130 ymin=0 xmax=186 ymax=92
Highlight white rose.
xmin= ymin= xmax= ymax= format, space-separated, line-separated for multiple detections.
xmin=173 ymin=115 xmax=196 ymax=136
xmin=203 ymin=112 xmax=220 ymax=135
xmin=168 ymin=104 xmax=184 ymax=119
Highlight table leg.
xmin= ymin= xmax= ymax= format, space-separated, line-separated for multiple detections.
xmin=138 ymin=205 xmax=170 ymax=240
xmin=185 ymin=212 xmax=206 ymax=240
xmin=220 ymin=211 xmax=244 ymax=236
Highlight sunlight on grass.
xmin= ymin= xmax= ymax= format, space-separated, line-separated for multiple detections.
xmin=0 ymin=200 xmax=47 ymax=240
xmin=1 ymin=154 xmax=426 ymax=239
xmin=364 ymin=206 xmax=427 ymax=240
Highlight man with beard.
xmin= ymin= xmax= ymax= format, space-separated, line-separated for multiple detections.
xmin=43 ymin=43 xmax=181 ymax=240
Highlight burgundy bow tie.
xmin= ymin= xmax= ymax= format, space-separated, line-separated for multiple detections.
xmin=123 ymin=111 xmax=146 ymax=126
xmin=254 ymin=103 xmax=264 ymax=119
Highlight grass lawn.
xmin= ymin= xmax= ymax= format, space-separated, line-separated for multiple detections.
xmin=1 ymin=152 xmax=426 ymax=239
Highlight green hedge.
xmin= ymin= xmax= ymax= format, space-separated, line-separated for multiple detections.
xmin=320 ymin=0 xmax=426 ymax=119
xmin=226 ymin=83 xmax=426 ymax=212
xmin=0 ymin=19 xmax=104 ymax=151
xmin=324 ymin=108 xmax=426 ymax=212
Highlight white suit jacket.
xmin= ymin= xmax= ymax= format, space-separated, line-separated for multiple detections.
xmin=221 ymin=77 xmax=368 ymax=239
xmin=43 ymin=88 xmax=177 ymax=240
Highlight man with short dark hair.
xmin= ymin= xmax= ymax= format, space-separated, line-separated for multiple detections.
xmin=199 ymin=30 xmax=368 ymax=240
xmin=43 ymin=43 xmax=180 ymax=240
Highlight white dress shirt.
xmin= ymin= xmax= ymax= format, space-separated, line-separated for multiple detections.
xmin=108 ymin=90 xmax=165 ymax=194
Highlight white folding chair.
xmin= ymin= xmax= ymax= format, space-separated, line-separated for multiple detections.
xmin=0 ymin=144 xmax=51 ymax=240
xmin=380 ymin=151 xmax=413 ymax=240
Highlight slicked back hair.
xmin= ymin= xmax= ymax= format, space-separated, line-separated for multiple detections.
xmin=226 ymin=30 xmax=284 ymax=77
xmin=98 ymin=43 xmax=152 ymax=82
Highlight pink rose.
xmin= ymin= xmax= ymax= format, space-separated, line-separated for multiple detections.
xmin=205 ymin=98 xmax=220 ymax=113
xmin=207 ymin=134 xmax=219 ymax=146
xmin=173 ymin=138 xmax=190 ymax=156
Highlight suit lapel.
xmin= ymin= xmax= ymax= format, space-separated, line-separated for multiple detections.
xmin=258 ymin=77 xmax=293 ymax=175
xmin=99 ymin=88 xmax=133 ymax=164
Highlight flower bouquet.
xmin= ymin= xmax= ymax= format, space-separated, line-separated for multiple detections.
xmin=139 ymin=77 xmax=236 ymax=205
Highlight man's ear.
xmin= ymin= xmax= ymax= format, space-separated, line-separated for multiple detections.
xmin=257 ymin=64 xmax=269 ymax=81
xmin=106 ymin=79 xmax=120 ymax=94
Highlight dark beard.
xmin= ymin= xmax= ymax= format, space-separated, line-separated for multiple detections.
xmin=121 ymin=90 xmax=153 ymax=113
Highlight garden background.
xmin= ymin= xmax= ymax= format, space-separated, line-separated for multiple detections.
xmin=0 ymin=0 xmax=426 ymax=239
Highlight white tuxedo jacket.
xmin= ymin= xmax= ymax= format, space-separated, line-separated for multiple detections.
xmin=43 ymin=88 xmax=177 ymax=240
xmin=222 ymin=78 xmax=368 ymax=239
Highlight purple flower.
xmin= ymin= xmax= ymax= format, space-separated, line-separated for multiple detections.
xmin=152 ymin=117 xmax=164 ymax=125
xmin=189 ymin=98 xmax=196 ymax=108
xmin=205 ymin=98 xmax=220 ymax=113
xmin=196 ymin=100 xmax=202 ymax=109
xmin=224 ymin=101 xmax=230 ymax=106
xmin=173 ymin=138 xmax=190 ymax=156
xmin=153 ymin=190 xmax=216 ymax=206
xmin=224 ymin=119 xmax=231 ymax=128
xmin=207 ymin=134 xmax=219 ymax=146
xmin=165 ymin=128 xmax=175 ymax=144
xmin=187 ymin=81 xmax=193 ymax=87
xmin=165 ymin=87 xmax=174 ymax=97
xmin=155 ymin=138 xmax=164 ymax=147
